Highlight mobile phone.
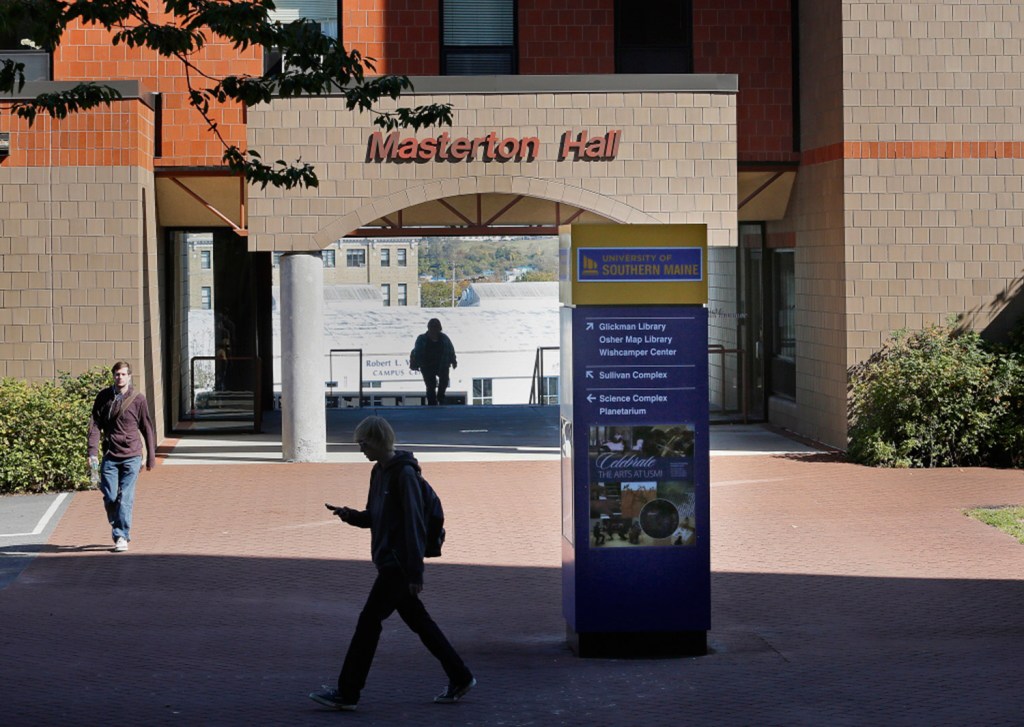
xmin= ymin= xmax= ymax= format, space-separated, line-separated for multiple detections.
xmin=325 ymin=503 xmax=341 ymax=511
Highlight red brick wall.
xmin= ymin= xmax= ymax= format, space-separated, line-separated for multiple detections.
xmin=693 ymin=0 xmax=796 ymax=163
xmin=0 ymin=101 xmax=154 ymax=169
xmin=345 ymin=0 xmax=612 ymax=76
xmin=519 ymin=0 xmax=614 ymax=74
xmin=25 ymin=3 xmax=795 ymax=166
xmin=342 ymin=0 xmax=440 ymax=76
xmin=52 ymin=11 xmax=260 ymax=168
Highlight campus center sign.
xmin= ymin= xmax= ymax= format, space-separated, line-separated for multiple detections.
xmin=367 ymin=129 xmax=621 ymax=163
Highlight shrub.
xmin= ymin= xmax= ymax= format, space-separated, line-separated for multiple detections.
xmin=985 ymin=353 xmax=1024 ymax=468
xmin=0 ymin=367 xmax=112 ymax=494
xmin=847 ymin=320 xmax=1019 ymax=468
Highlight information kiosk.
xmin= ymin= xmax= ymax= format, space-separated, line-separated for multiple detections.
xmin=559 ymin=223 xmax=710 ymax=657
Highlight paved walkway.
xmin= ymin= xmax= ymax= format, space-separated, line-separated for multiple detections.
xmin=1 ymin=425 xmax=1022 ymax=725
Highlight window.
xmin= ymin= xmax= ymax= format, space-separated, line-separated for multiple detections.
xmin=272 ymin=252 xmax=283 ymax=268
xmin=397 ymin=283 xmax=408 ymax=307
xmin=200 ymin=286 xmax=212 ymax=310
xmin=615 ymin=0 xmax=693 ymax=73
xmin=381 ymin=283 xmax=391 ymax=307
xmin=323 ymin=249 xmax=336 ymax=268
xmin=397 ymin=248 xmax=408 ymax=267
xmin=200 ymin=250 xmax=211 ymax=269
xmin=442 ymin=0 xmax=516 ymax=75
xmin=263 ymin=4 xmax=338 ymax=74
xmin=346 ymin=249 xmax=366 ymax=268
xmin=473 ymin=378 xmax=493 ymax=405
xmin=268 ymin=3 xmax=337 ymax=39
xmin=0 ymin=3 xmax=52 ymax=82
xmin=541 ymin=376 xmax=559 ymax=405
xmin=770 ymin=250 xmax=796 ymax=399
xmin=380 ymin=248 xmax=391 ymax=267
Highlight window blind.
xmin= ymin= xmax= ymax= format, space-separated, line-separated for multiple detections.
xmin=444 ymin=0 xmax=514 ymax=46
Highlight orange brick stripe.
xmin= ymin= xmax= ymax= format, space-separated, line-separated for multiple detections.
xmin=804 ymin=141 xmax=1024 ymax=165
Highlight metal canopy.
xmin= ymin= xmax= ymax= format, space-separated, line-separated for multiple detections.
xmin=353 ymin=193 xmax=611 ymax=237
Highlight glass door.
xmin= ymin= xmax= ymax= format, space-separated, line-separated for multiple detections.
xmin=167 ymin=229 xmax=267 ymax=432
xmin=739 ymin=224 xmax=767 ymax=421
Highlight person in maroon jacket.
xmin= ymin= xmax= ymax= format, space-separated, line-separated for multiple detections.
xmin=87 ymin=361 xmax=156 ymax=552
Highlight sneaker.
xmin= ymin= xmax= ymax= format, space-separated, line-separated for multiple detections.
xmin=434 ymin=677 xmax=476 ymax=704
xmin=309 ymin=687 xmax=357 ymax=711
xmin=113 ymin=538 xmax=128 ymax=552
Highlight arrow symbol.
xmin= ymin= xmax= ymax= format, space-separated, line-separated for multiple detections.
xmin=586 ymin=322 xmax=594 ymax=330
xmin=585 ymin=371 xmax=594 ymax=379
xmin=586 ymin=394 xmax=596 ymax=403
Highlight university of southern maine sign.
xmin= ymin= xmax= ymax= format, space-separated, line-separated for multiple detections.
xmin=366 ymin=129 xmax=622 ymax=163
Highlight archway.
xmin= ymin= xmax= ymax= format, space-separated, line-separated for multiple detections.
xmin=312 ymin=177 xmax=659 ymax=248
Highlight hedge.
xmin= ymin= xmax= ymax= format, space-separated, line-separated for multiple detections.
xmin=0 ymin=367 xmax=112 ymax=494
xmin=848 ymin=320 xmax=1024 ymax=468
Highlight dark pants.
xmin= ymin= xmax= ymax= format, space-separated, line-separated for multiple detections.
xmin=338 ymin=569 xmax=471 ymax=703
xmin=421 ymin=368 xmax=450 ymax=405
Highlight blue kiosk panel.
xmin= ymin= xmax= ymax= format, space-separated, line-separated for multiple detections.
xmin=562 ymin=304 xmax=709 ymax=656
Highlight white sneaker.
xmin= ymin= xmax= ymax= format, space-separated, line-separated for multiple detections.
xmin=114 ymin=537 xmax=128 ymax=552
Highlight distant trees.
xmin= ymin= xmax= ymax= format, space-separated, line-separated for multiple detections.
xmin=417 ymin=238 xmax=557 ymax=283
xmin=419 ymin=280 xmax=469 ymax=308
xmin=516 ymin=270 xmax=557 ymax=282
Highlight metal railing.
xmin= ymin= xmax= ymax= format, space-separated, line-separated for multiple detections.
xmin=529 ymin=346 xmax=559 ymax=404
xmin=707 ymin=345 xmax=747 ymax=422
xmin=327 ymin=348 xmax=363 ymax=407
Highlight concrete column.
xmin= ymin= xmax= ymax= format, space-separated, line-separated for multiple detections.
xmin=280 ymin=252 xmax=326 ymax=462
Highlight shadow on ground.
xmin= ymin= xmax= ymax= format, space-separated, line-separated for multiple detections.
xmin=1 ymin=551 xmax=1021 ymax=726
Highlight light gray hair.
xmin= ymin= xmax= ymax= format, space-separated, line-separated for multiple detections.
xmin=353 ymin=415 xmax=395 ymax=450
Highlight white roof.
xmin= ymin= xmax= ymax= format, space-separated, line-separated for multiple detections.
xmin=472 ymin=282 xmax=557 ymax=298
xmin=323 ymin=285 xmax=382 ymax=303
xmin=271 ymin=286 xmax=560 ymax=356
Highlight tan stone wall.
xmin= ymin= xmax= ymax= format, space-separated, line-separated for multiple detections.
xmin=842 ymin=0 xmax=1024 ymax=359
xmin=247 ymin=86 xmax=738 ymax=252
xmin=0 ymin=165 xmax=164 ymax=442
xmin=785 ymin=160 xmax=848 ymax=449
xmin=776 ymin=0 xmax=848 ymax=448
xmin=844 ymin=154 xmax=1024 ymax=360
xmin=782 ymin=0 xmax=1024 ymax=450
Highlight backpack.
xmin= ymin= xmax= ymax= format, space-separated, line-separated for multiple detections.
xmin=416 ymin=471 xmax=446 ymax=558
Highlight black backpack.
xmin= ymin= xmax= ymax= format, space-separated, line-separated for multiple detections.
xmin=416 ymin=471 xmax=446 ymax=558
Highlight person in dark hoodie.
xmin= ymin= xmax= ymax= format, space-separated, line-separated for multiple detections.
xmin=310 ymin=415 xmax=475 ymax=711
xmin=410 ymin=318 xmax=457 ymax=405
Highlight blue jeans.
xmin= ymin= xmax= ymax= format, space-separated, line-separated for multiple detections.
xmin=99 ymin=455 xmax=142 ymax=543
xmin=338 ymin=568 xmax=471 ymax=703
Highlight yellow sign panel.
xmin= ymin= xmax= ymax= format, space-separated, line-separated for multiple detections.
xmin=559 ymin=224 xmax=708 ymax=306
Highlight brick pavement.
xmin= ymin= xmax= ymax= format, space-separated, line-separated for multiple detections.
xmin=1 ymin=452 xmax=1022 ymax=726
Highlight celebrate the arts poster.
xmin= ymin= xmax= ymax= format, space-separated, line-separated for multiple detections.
xmin=588 ymin=423 xmax=697 ymax=548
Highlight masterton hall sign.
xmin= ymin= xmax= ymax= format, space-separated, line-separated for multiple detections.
xmin=366 ymin=129 xmax=621 ymax=163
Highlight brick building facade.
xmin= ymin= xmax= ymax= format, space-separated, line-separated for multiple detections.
xmin=2 ymin=0 xmax=1022 ymax=452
